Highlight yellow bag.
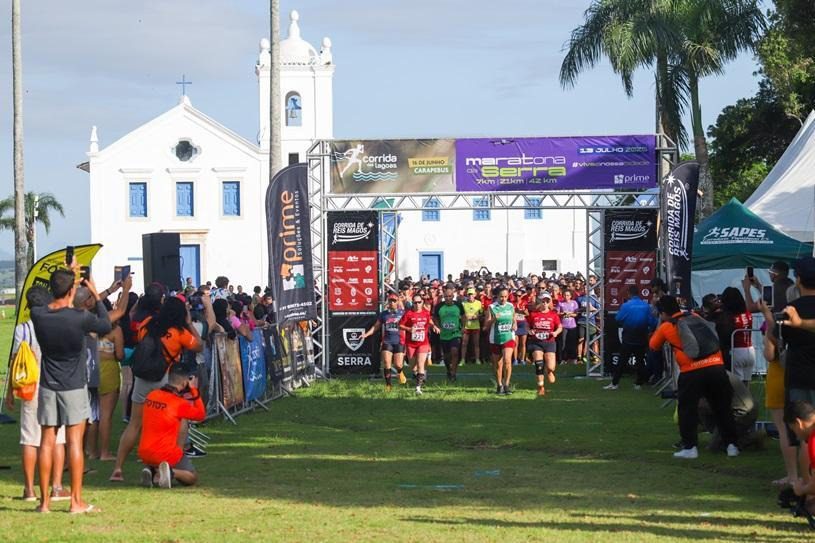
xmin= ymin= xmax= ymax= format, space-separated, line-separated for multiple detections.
xmin=11 ymin=323 xmax=39 ymax=401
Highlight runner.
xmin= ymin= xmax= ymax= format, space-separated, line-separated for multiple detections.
xmin=433 ymin=286 xmax=466 ymax=383
xmin=400 ymin=295 xmax=439 ymax=395
xmin=513 ymin=288 xmax=530 ymax=366
xmin=527 ymin=292 xmax=562 ymax=396
xmin=362 ymin=294 xmax=407 ymax=391
xmin=484 ymin=287 xmax=516 ymax=395
xmin=461 ymin=288 xmax=483 ymax=365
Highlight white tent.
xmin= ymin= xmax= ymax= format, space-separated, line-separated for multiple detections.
xmin=746 ymin=110 xmax=815 ymax=245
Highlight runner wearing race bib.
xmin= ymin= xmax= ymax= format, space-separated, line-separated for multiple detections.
xmin=461 ymin=289 xmax=483 ymax=365
xmin=399 ymin=296 xmax=439 ymax=395
xmin=513 ymin=289 xmax=530 ymax=367
xmin=362 ymin=295 xmax=406 ymax=391
xmin=484 ymin=287 xmax=516 ymax=395
xmin=526 ymin=291 xmax=562 ymax=396
xmin=433 ymin=286 xmax=466 ymax=383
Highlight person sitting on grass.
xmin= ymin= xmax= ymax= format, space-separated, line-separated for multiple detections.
xmin=138 ymin=364 xmax=205 ymax=489
xmin=784 ymin=400 xmax=815 ymax=515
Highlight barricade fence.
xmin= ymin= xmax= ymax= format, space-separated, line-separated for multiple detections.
xmin=201 ymin=322 xmax=317 ymax=424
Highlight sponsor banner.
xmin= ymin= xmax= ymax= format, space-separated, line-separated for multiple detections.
xmin=699 ymin=226 xmax=772 ymax=246
xmin=214 ymin=335 xmax=245 ymax=409
xmin=456 ymin=135 xmax=657 ymax=192
xmin=266 ymin=163 xmax=317 ymax=324
xmin=660 ymin=162 xmax=699 ymax=300
xmin=239 ymin=330 xmax=267 ymax=402
xmin=604 ymin=251 xmax=657 ymax=311
xmin=330 ymin=139 xmax=455 ymax=194
xmin=327 ymin=211 xmax=380 ymax=313
xmin=605 ymin=209 xmax=658 ymax=251
xmin=328 ymin=314 xmax=381 ymax=374
xmin=262 ymin=327 xmax=285 ymax=384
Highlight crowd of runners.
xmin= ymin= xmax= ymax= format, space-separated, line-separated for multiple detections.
xmin=364 ymin=270 xmax=600 ymax=396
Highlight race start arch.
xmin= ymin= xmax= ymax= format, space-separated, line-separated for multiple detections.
xmin=305 ymin=135 xmax=677 ymax=378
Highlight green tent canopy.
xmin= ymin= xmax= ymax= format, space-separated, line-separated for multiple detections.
xmin=693 ymin=198 xmax=813 ymax=271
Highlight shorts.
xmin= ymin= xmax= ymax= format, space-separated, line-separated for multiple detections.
xmin=37 ymin=386 xmax=91 ymax=427
xmin=131 ymin=373 xmax=169 ymax=404
xmin=98 ymin=358 xmax=122 ymax=395
xmin=515 ymin=321 xmax=528 ymax=336
xmin=440 ymin=338 xmax=461 ymax=353
xmin=730 ymin=347 xmax=755 ymax=382
xmin=173 ymin=455 xmax=196 ymax=472
xmin=578 ymin=323 xmax=597 ymax=339
xmin=381 ymin=342 xmax=405 ymax=354
xmin=406 ymin=344 xmax=431 ymax=359
xmin=20 ymin=386 xmax=66 ymax=446
xmin=765 ymin=360 xmax=785 ymax=410
xmin=528 ymin=341 xmax=557 ymax=354
xmin=490 ymin=340 xmax=516 ymax=355
xmin=463 ymin=328 xmax=480 ymax=335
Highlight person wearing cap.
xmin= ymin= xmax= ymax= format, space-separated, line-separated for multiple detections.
xmin=362 ymin=295 xmax=407 ymax=391
xmin=483 ymin=286 xmax=517 ymax=395
xmin=138 ymin=363 xmax=205 ymax=488
xmin=526 ymin=292 xmax=562 ymax=396
xmin=400 ymin=294 xmax=440 ymax=395
xmin=461 ymin=288 xmax=483 ymax=365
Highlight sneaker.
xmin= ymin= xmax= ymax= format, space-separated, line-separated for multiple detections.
xmin=21 ymin=490 xmax=38 ymax=502
xmin=50 ymin=486 xmax=71 ymax=501
xmin=603 ymin=383 xmax=619 ymax=390
xmin=415 ymin=386 xmax=423 ymax=396
xmin=139 ymin=467 xmax=153 ymax=488
xmin=496 ymin=385 xmax=504 ymax=395
xmin=503 ymin=385 xmax=513 ymax=395
xmin=157 ymin=461 xmax=172 ymax=489
xmin=537 ymin=385 xmax=546 ymax=397
xmin=673 ymin=446 xmax=699 ymax=459
xmin=633 ymin=384 xmax=642 ymax=391
xmin=184 ymin=444 xmax=207 ymax=458
xmin=726 ymin=444 xmax=740 ymax=457
xmin=398 ymin=371 xmax=407 ymax=385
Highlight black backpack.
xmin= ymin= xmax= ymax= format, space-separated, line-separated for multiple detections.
xmin=131 ymin=332 xmax=170 ymax=382
xmin=673 ymin=312 xmax=720 ymax=360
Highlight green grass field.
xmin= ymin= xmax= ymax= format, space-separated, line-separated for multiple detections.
xmin=0 ymin=345 xmax=810 ymax=541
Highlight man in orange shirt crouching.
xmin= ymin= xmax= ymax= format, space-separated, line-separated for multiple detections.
xmin=138 ymin=364 xmax=205 ymax=488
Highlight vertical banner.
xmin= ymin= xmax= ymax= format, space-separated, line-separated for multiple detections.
xmin=214 ymin=335 xmax=245 ymax=409
xmin=327 ymin=211 xmax=380 ymax=313
xmin=239 ymin=330 xmax=267 ymax=402
xmin=266 ymin=163 xmax=317 ymax=324
xmin=328 ymin=314 xmax=381 ymax=374
xmin=604 ymin=209 xmax=658 ymax=311
xmin=660 ymin=162 xmax=700 ymax=301
xmin=262 ymin=327 xmax=285 ymax=384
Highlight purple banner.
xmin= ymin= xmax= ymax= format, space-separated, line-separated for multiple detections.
xmin=455 ymin=135 xmax=657 ymax=192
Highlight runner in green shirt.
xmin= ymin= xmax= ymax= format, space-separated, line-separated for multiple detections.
xmin=433 ymin=286 xmax=466 ymax=383
xmin=484 ymin=287 xmax=517 ymax=395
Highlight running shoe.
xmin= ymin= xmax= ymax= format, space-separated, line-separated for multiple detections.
xmin=496 ymin=385 xmax=503 ymax=395
xmin=603 ymin=383 xmax=619 ymax=390
xmin=537 ymin=385 xmax=546 ymax=397
xmin=139 ymin=467 xmax=153 ymax=488
xmin=726 ymin=444 xmax=740 ymax=457
xmin=50 ymin=486 xmax=71 ymax=501
xmin=415 ymin=386 xmax=423 ymax=395
xmin=503 ymin=385 xmax=513 ymax=395
xmin=673 ymin=447 xmax=698 ymax=459
xmin=157 ymin=461 xmax=172 ymax=489
xmin=398 ymin=371 xmax=407 ymax=385
xmin=184 ymin=445 xmax=207 ymax=458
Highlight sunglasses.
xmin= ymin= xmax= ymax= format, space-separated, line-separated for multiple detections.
xmin=413 ymin=300 xmax=423 ymax=304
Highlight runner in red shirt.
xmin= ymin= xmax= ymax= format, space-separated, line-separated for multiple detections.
xmin=526 ymin=292 xmax=562 ymax=396
xmin=513 ymin=290 xmax=530 ymax=367
xmin=400 ymin=296 xmax=440 ymax=395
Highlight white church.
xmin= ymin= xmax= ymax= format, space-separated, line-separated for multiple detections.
xmin=81 ymin=10 xmax=585 ymax=292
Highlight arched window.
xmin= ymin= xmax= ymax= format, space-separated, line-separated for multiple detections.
xmin=286 ymin=92 xmax=302 ymax=127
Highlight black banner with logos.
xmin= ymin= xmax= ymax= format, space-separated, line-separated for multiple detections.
xmin=660 ymin=161 xmax=700 ymax=301
xmin=266 ymin=163 xmax=317 ymax=325
xmin=605 ymin=209 xmax=658 ymax=251
xmin=603 ymin=209 xmax=658 ymax=312
xmin=328 ymin=314 xmax=381 ymax=375
xmin=327 ymin=211 xmax=380 ymax=314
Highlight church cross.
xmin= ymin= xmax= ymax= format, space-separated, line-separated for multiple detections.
xmin=176 ymin=74 xmax=192 ymax=96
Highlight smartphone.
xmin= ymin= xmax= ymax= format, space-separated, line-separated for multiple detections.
xmin=114 ymin=265 xmax=131 ymax=282
xmin=747 ymin=266 xmax=754 ymax=278
xmin=762 ymin=285 xmax=773 ymax=306
xmin=80 ymin=265 xmax=91 ymax=281
xmin=65 ymin=245 xmax=74 ymax=267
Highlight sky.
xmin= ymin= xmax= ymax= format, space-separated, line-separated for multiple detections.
xmin=0 ymin=0 xmax=763 ymax=259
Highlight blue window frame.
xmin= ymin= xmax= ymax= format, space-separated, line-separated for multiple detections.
xmin=176 ymin=182 xmax=194 ymax=217
xmin=223 ymin=181 xmax=240 ymax=216
xmin=286 ymin=92 xmax=302 ymax=127
xmin=525 ymin=197 xmax=542 ymax=220
xmin=473 ymin=196 xmax=490 ymax=221
xmin=129 ymin=182 xmax=147 ymax=217
xmin=422 ymin=197 xmax=441 ymax=222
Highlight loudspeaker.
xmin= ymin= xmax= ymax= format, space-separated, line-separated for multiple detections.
xmin=142 ymin=232 xmax=181 ymax=291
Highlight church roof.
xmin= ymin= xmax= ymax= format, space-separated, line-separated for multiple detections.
xmin=280 ymin=10 xmax=323 ymax=66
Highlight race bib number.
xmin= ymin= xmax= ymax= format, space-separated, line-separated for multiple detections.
xmin=411 ymin=326 xmax=425 ymax=343
xmin=497 ymin=322 xmax=512 ymax=333
xmin=535 ymin=331 xmax=550 ymax=341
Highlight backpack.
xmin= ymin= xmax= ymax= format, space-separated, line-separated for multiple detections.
xmin=674 ymin=312 xmax=720 ymax=360
xmin=11 ymin=323 xmax=38 ymax=401
xmin=131 ymin=332 xmax=170 ymax=382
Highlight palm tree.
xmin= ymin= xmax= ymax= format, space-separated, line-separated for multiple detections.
xmin=0 ymin=192 xmax=65 ymax=269
xmin=12 ymin=0 xmax=26 ymax=298
xmin=674 ymin=0 xmax=765 ymax=217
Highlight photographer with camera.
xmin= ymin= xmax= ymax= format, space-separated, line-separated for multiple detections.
xmin=138 ymin=364 xmax=205 ymax=488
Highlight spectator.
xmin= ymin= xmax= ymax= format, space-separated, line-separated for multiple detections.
xmin=4 ymin=286 xmax=69 ymax=503
xmin=770 ymin=261 xmax=795 ymax=312
xmin=210 ymin=276 xmax=230 ymax=301
xmin=94 ymin=299 xmax=124 ymax=461
xmin=138 ymin=364 xmax=205 ymax=488
xmin=784 ymin=400 xmax=815 ymax=511
xmin=606 ymin=286 xmax=653 ymax=390
xmin=31 ymin=268 xmax=111 ymax=513
xmin=109 ymin=297 xmax=202 ymax=482
xmin=719 ymin=287 xmax=755 ymax=386
xmin=649 ymin=295 xmax=739 ymax=459
xmin=576 ymin=287 xmax=600 ymax=364
xmin=698 ymin=371 xmax=759 ymax=451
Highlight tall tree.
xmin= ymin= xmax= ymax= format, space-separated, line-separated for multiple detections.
xmin=270 ymin=0 xmax=282 ymax=177
xmin=0 ymin=192 xmax=65 ymax=269
xmin=12 ymin=0 xmax=27 ymax=299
